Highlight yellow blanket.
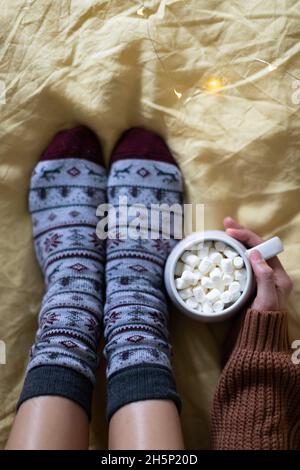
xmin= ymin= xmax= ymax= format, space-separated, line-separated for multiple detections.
xmin=0 ymin=0 xmax=299 ymax=449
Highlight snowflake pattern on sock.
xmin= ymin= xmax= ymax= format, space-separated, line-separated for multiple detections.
xmin=104 ymin=158 xmax=183 ymax=378
xmin=28 ymin=158 xmax=107 ymax=384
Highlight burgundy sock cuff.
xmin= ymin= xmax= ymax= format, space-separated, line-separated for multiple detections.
xmin=40 ymin=126 xmax=105 ymax=166
xmin=110 ymin=127 xmax=178 ymax=166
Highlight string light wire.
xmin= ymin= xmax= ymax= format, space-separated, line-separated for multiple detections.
xmin=136 ymin=1 xmax=300 ymax=104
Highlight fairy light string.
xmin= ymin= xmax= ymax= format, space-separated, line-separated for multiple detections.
xmin=137 ymin=1 xmax=181 ymax=99
xmin=135 ymin=1 xmax=300 ymax=105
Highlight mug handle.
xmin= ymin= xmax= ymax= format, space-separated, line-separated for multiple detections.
xmin=245 ymin=236 xmax=283 ymax=261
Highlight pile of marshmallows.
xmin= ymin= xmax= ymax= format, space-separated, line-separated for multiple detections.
xmin=174 ymin=241 xmax=247 ymax=314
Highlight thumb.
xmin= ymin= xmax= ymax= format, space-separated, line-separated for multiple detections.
xmin=249 ymin=250 xmax=279 ymax=311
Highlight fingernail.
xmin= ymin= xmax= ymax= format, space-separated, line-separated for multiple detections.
xmin=226 ymin=228 xmax=236 ymax=235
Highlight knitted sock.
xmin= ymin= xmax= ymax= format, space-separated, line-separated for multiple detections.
xmin=18 ymin=127 xmax=107 ymax=418
xmin=104 ymin=128 xmax=183 ymax=420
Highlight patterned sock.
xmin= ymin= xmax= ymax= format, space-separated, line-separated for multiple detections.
xmin=18 ymin=127 xmax=107 ymax=418
xmin=104 ymin=128 xmax=183 ymax=420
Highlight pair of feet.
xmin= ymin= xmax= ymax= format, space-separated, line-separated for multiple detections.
xmin=19 ymin=126 xmax=183 ymax=420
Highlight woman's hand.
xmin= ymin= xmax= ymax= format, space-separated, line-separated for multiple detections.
xmin=223 ymin=217 xmax=293 ymax=311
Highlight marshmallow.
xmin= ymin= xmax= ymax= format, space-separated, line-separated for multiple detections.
xmin=189 ymin=273 xmax=201 ymax=286
xmin=181 ymin=270 xmax=195 ymax=283
xmin=221 ymin=258 xmax=233 ymax=273
xmin=240 ymin=277 xmax=247 ymax=291
xmin=209 ymin=251 xmax=223 ymax=265
xmin=192 ymin=286 xmax=206 ymax=302
xmin=206 ymin=288 xmax=221 ymax=303
xmin=182 ymin=253 xmax=199 ymax=268
xmin=174 ymin=261 xmax=184 ymax=277
xmin=202 ymin=302 xmax=213 ymax=314
xmin=213 ymin=300 xmax=224 ymax=312
xmin=231 ymin=290 xmax=241 ymax=302
xmin=215 ymin=280 xmax=225 ymax=293
xmin=181 ymin=270 xmax=199 ymax=286
xmin=181 ymin=251 xmax=192 ymax=262
xmin=210 ymin=267 xmax=222 ymax=283
xmin=185 ymin=297 xmax=199 ymax=309
xmin=191 ymin=243 xmax=201 ymax=250
xmin=181 ymin=251 xmax=193 ymax=263
xmin=234 ymin=268 xmax=247 ymax=281
xmin=182 ymin=264 xmax=193 ymax=272
xmin=221 ymin=291 xmax=232 ymax=304
xmin=233 ymin=256 xmax=244 ymax=269
xmin=224 ymin=248 xmax=238 ymax=259
xmin=193 ymin=271 xmax=202 ymax=282
xmin=229 ymin=281 xmax=241 ymax=294
xmin=179 ymin=287 xmax=193 ymax=300
xmin=175 ymin=278 xmax=187 ymax=290
xmin=197 ymin=246 xmax=209 ymax=259
xmin=201 ymin=276 xmax=215 ymax=289
xmin=199 ymin=257 xmax=213 ymax=274
xmin=223 ymin=273 xmax=234 ymax=285
xmin=215 ymin=241 xmax=226 ymax=252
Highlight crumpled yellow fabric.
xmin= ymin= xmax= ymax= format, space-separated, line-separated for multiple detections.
xmin=0 ymin=0 xmax=299 ymax=449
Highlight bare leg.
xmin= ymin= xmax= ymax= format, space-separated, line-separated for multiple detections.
xmin=6 ymin=396 xmax=89 ymax=450
xmin=109 ymin=400 xmax=184 ymax=450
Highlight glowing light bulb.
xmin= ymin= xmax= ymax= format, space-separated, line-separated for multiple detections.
xmin=204 ymin=77 xmax=224 ymax=92
xmin=173 ymin=88 xmax=182 ymax=99
xmin=137 ymin=6 xmax=145 ymax=16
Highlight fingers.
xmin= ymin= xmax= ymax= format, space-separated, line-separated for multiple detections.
xmin=223 ymin=217 xmax=293 ymax=310
xmin=249 ymin=250 xmax=279 ymax=311
xmin=223 ymin=217 xmax=244 ymax=230
xmin=224 ymin=218 xmax=281 ymax=269
xmin=225 ymin=227 xmax=264 ymax=248
xmin=225 ymin=220 xmax=290 ymax=280
xmin=276 ymin=273 xmax=293 ymax=309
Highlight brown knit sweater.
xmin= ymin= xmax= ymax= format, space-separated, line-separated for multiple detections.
xmin=210 ymin=309 xmax=300 ymax=450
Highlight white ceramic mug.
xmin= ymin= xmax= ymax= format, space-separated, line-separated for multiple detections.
xmin=164 ymin=230 xmax=283 ymax=322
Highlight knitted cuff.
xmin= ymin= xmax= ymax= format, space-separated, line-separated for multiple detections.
xmin=17 ymin=365 xmax=93 ymax=419
xmin=236 ymin=309 xmax=290 ymax=352
xmin=106 ymin=364 xmax=181 ymax=421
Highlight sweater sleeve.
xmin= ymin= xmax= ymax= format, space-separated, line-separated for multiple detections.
xmin=210 ymin=308 xmax=300 ymax=450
